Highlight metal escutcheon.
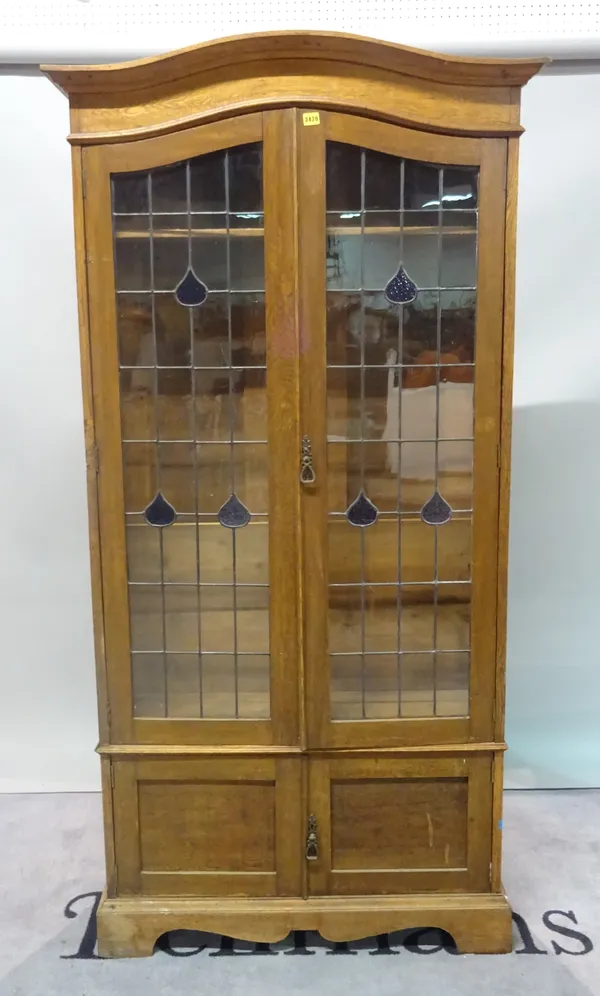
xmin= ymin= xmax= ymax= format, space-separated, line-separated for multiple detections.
xmin=300 ymin=435 xmax=316 ymax=485
xmin=305 ymin=814 xmax=319 ymax=861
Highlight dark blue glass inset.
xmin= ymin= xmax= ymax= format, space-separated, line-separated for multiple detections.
xmin=144 ymin=491 xmax=177 ymax=527
xmin=217 ymin=493 xmax=251 ymax=529
xmin=175 ymin=267 xmax=208 ymax=307
xmin=384 ymin=264 xmax=418 ymax=305
xmin=421 ymin=490 xmax=452 ymax=526
xmin=346 ymin=490 xmax=378 ymax=527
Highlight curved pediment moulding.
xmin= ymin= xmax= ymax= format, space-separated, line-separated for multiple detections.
xmin=43 ymin=30 xmax=547 ymax=143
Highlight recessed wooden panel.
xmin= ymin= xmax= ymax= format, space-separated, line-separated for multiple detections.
xmin=309 ymin=755 xmax=492 ymax=896
xmin=139 ymin=780 xmax=275 ymax=873
xmin=112 ymin=755 xmax=303 ymax=898
xmin=331 ymin=777 xmax=468 ymax=871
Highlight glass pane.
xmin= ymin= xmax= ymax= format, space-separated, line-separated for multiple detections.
xmin=201 ymin=655 xmax=236 ymax=718
xmin=364 ymin=654 xmax=399 ymax=718
xmin=400 ymin=584 xmax=435 ymax=650
xmin=126 ymin=519 xmax=161 ymax=582
xmin=157 ymin=369 xmax=193 ymax=441
xmin=166 ymin=654 xmax=201 ymax=718
xmin=365 ymin=150 xmax=401 ymax=210
xmin=404 ymin=162 xmax=440 ymax=210
xmin=117 ymin=294 xmax=154 ymax=366
xmin=129 ymin=585 xmax=163 ymax=651
xmin=164 ymin=585 xmax=199 ymax=652
xmin=200 ymin=587 xmax=235 ymax=652
xmin=191 ymin=152 xmax=226 ymax=212
xmin=441 ymin=233 xmax=477 ymax=287
xmin=237 ymin=655 xmax=270 ymax=719
xmin=115 ymin=239 xmax=150 ymax=291
xmin=123 ymin=443 xmax=157 ymax=513
xmin=435 ymin=652 xmax=470 ymax=716
xmin=331 ymin=654 xmax=363 ymax=719
xmin=113 ymin=173 xmax=148 ymax=214
xmin=112 ymin=142 xmax=271 ymax=722
xmin=439 ymin=371 xmax=474 ymax=438
xmin=437 ymin=584 xmax=471 ymax=651
xmin=401 ymin=653 xmax=435 ymax=717
xmin=132 ymin=654 xmax=165 ymax=717
xmin=443 ymin=167 xmax=478 ymax=209
xmin=236 ymin=586 xmax=270 ymax=652
xmin=162 ymin=523 xmax=197 ymax=583
xmin=200 ymin=518 xmax=233 ymax=585
xmin=440 ymin=290 xmax=476 ymax=363
xmin=229 ymin=144 xmax=263 ymax=213
xmin=235 ymin=518 xmax=269 ymax=584
xmin=326 ymin=142 xmax=361 ymax=212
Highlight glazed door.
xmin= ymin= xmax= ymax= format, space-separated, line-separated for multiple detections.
xmin=299 ymin=112 xmax=507 ymax=748
xmin=84 ymin=113 xmax=302 ymax=746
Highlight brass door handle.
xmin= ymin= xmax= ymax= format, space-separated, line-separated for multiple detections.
xmin=300 ymin=435 xmax=316 ymax=485
xmin=305 ymin=814 xmax=319 ymax=861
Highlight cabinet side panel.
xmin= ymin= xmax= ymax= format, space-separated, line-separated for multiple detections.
xmin=72 ymin=145 xmax=109 ymax=743
xmin=496 ymin=137 xmax=519 ymax=744
xmin=101 ymin=757 xmax=117 ymax=896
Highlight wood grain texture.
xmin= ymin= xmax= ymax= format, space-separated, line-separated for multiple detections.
xmin=96 ymin=890 xmax=513 ymax=956
xmin=100 ymin=758 xmax=117 ymax=897
xmin=97 ymin=740 xmax=506 ymax=756
xmin=112 ymin=755 xmax=302 ymax=899
xmin=468 ymin=138 xmax=508 ymax=744
xmin=43 ymin=32 xmax=545 ymax=144
xmin=312 ymin=755 xmax=492 ymax=896
xmin=71 ymin=146 xmax=110 ymax=744
xmin=44 ymin=31 xmax=547 ymax=96
xmin=495 ymin=137 xmax=520 ymax=743
xmin=83 ymin=143 xmax=133 ymax=743
xmin=490 ymin=750 xmax=505 ymax=892
xmin=297 ymin=110 xmax=329 ymax=749
xmin=263 ymin=109 xmax=302 ymax=747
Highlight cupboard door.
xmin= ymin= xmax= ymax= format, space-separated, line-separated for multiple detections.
xmin=84 ymin=112 xmax=301 ymax=745
xmin=299 ymin=111 xmax=507 ymax=748
xmin=112 ymin=756 xmax=303 ymax=897
xmin=307 ymin=755 xmax=492 ymax=896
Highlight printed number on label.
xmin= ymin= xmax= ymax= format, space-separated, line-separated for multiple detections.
xmin=302 ymin=112 xmax=320 ymax=126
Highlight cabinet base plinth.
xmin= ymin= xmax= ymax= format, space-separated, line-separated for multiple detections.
xmin=96 ymin=891 xmax=512 ymax=958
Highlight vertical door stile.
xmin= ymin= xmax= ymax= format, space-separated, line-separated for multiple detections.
xmin=263 ymin=110 xmax=303 ymax=746
xmin=297 ymin=111 xmax=330 ymax=749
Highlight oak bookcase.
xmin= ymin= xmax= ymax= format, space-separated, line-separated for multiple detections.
xmin=44 ymin=32 xmax=544 ymax=957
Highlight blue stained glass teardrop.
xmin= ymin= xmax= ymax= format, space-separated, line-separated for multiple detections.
xmin=144 ymin=491 xmax=177 ymax=527
xmin=217 ymin=493 xmax=251 ymax=529
xmin=384 ymin=264 xmax=418 ymax=305
xmin=174 ymin=267 xmax=208 ymax=307
xmin=346 ymin=490 xmax=379 ymax=527
xmin=421 ymin=490 xmax=452 ymax=525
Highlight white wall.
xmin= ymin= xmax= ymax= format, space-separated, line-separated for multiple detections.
xmin=0 ymin=71 xmax=98 ymax=790
xmin=506 ymin=67 xmax=600 ymax=787
xmin=0 ymin=64 xmax=599 ymax=790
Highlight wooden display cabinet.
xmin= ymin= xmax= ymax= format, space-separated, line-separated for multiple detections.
xmin=43 ymin=32 xmax=544 ymax=957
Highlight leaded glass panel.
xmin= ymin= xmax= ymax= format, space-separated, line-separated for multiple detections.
xmin=112 ymin=143 xmax=270 ymax=721
xmin=326 ymin=140 xmax=477 ymax=721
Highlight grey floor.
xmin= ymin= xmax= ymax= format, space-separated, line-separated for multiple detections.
xmin=0 ymin=790 xmax=598 ymax=995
